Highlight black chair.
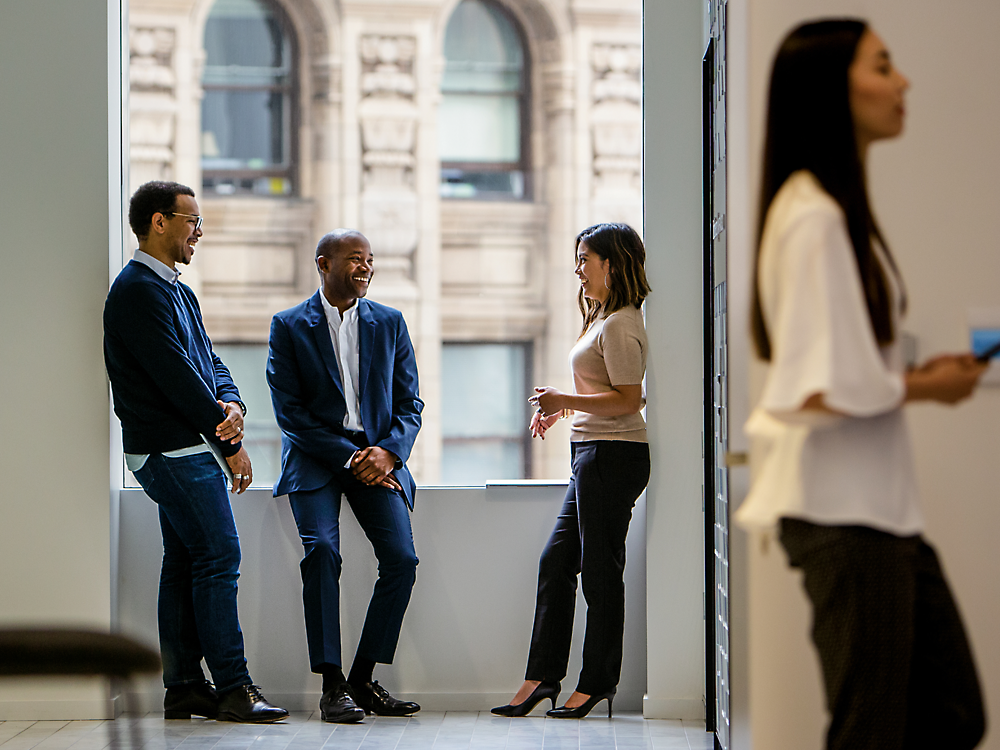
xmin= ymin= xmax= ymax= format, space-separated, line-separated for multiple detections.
xmin=0 ymin=628 xmax=161 ymax=747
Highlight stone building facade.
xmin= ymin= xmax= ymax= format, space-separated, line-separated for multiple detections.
xmin=127 ymin=0 xmax=642 ymax=485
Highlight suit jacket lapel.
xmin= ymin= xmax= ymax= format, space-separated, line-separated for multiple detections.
xmin=357 ymin=298 xmax=376 ymax=404
xmin=307 ymin=291 xmax=345 ymax=397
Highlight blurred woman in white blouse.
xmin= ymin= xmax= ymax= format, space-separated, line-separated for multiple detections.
xmin=492 ymin=222 xmax=650 ymax=720
xmin=737 ymin=19 xmax=987 ymax=750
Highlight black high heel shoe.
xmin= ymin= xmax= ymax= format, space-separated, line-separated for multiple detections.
xmin=491 ymin=681 xmax=561 ymax=717
xmin=546 ymin=688 xmax=616 ymax=719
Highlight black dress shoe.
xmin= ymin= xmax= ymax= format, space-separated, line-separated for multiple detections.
xmin=217 ymin=684 xmax=289 ymax=723
xmin=164 ymin=680 xmax=218 ymax=719
xmin=546 ymin=688 xmax=616 ymax=719
xmin=491 ymin=681 xmax=560 ymax=717
xmin=350 ymin=680 xmax=420 ymax=716
xmin=320 ymin=684 xmax=365 ymax=723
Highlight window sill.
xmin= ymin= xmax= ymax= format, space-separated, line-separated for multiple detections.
xmin=121 ymin=483 xmax=569 ymax=497
xmin=417 ymin=481 xmax=568 ymax=502
xmin=417 ymin=480 xmax=567 ymax=490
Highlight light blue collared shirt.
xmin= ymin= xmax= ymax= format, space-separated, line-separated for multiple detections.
xmin=133 ymin=248 xmax=180 ymax=284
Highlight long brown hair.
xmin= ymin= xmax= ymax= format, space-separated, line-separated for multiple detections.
xmin=752 ymin=19 xmax=905 ymax=361
xmin=576 ymin=222 xmax=651 ymax=336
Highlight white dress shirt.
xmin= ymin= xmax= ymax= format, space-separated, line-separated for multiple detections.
xmin=319 ymin=288 xmax=364 ymax=432
xmin=735 ymin=171 xmax=922 ymax=536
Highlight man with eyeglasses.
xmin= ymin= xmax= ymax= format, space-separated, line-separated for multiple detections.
xmin=103 ymin=181 xmax=287 ymax=723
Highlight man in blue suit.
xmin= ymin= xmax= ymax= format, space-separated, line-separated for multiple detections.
xmin=267 ymin=229 xmax=423 ymax=723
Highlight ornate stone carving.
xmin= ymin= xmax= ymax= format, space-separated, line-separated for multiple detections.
xmin=362 ymin=113 xmax=416 ymax=188
xmin=129 ymin=26 xmax=177 ymax=189
xmin=589 ymin=43 xmax=642 ymax=225
xmin=130 ymin=28 xmax=176 ymax=92
xmin=360 ymin=35 xmax=416 ymax=99
xmin=358 ymin=35 xmax=419 ymax=282
xmin=591 ymin=43 xmax=642 ymax=105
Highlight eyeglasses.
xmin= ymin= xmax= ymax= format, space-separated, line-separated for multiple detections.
xmin=166 ymin=212 xmax=203 ymax=230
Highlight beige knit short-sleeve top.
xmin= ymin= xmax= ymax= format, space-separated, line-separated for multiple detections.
xmin=569 ymin=304 xmax=647 ymax=443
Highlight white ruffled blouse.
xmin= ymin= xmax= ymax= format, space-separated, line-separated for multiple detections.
xmin=735 ymin=171 xmax=922 ymax=536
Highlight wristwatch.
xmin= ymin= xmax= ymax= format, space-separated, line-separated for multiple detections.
xmin=233 ymin=400 xmax=248 ymax=418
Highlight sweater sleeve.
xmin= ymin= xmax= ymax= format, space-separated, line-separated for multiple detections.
xmin=211 ymin=351 xmax=241 ymax=405
xmin=113 ymin=280 xmax=241 ymax=456
xmin=183 ymin=283 xmax=242 ymax=405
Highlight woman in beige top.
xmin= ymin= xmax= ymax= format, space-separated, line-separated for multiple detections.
xmin=491 ymin=222 xmax=650 ymax=719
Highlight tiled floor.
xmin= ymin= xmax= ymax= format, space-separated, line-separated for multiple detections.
xmin=0 ymin=713 xmax=712 ymax=750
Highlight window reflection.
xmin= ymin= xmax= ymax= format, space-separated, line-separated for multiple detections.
xmin=201 ymin=0 xmax=294 ymax=196
xmin=441 ymin=343 xmax=532 ymax=483
xmin=212 ymin=344 xmax=283 ymax=488
xmin=439 ymin=0 xmax=528 ymax=200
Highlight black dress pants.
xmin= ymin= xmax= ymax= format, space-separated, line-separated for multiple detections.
xmin=525 ymin=440 xmax=650 ymax=695
xmin=780 ymin=518 xmax=986 ymax=750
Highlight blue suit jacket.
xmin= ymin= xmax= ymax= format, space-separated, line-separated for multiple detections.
xmin=267 ymin=292 xmax=423 ymax=508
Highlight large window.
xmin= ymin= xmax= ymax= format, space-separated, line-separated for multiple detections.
xmin=439 ymin=0 xmax=529 ymax=200
xmin=441 ymin=343 xmax=533 ymax=484
xmin=212 ymin=344 xmax=283 ymax=487
xmin=201 ymin=0 xmax=295 ymax=196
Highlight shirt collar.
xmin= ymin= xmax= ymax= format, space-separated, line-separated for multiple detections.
xmin=319 ymin=288 xmax=359 ymax=324
xmin=133 ymin=249 xmax=180 ymax=285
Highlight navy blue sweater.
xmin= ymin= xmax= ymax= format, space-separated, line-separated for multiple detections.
xmin=104 ymin=260 xmax=242 ymax=457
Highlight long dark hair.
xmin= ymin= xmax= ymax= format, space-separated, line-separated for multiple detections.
xmin=751 ymin=18 xmax=905 ymax=361
xmin=576 ymin=222 xmax=651 ymax=336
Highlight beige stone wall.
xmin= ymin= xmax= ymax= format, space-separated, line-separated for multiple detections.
xmin=128 ymin=0 xmax=642 ymax=483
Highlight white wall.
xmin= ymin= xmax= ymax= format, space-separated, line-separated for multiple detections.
xmin=117 ymin=485 xmax=648 ymax=712
xmin=0 ymin=0 xmax=123 ymax=720
xmin=731 ymin=1 xmax=1000 ymax=747
xmin=642 ymin=0 xmax=708 ymax=722
xmin=726 ymin=1 xmax=754 ymax=747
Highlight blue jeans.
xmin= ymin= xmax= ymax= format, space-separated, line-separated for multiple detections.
xmin=289 ymin=473 xmax=418 ymax=671
xmin=134 ymin=452 xmax=252 ymax=693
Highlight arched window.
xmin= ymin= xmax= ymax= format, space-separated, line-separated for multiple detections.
xmin=201 ymin=0 xmax=295 ymax=196
xmin=439 ymin=0 xmax=529 ymax=200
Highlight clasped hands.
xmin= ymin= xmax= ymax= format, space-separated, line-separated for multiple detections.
xmin=350 ymin=446 xmax=403 ymax=491
xmin=529 ymin=386 xmax=564 ymax=440
xmin=210 ymin=403 xmax=402 ymax=493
